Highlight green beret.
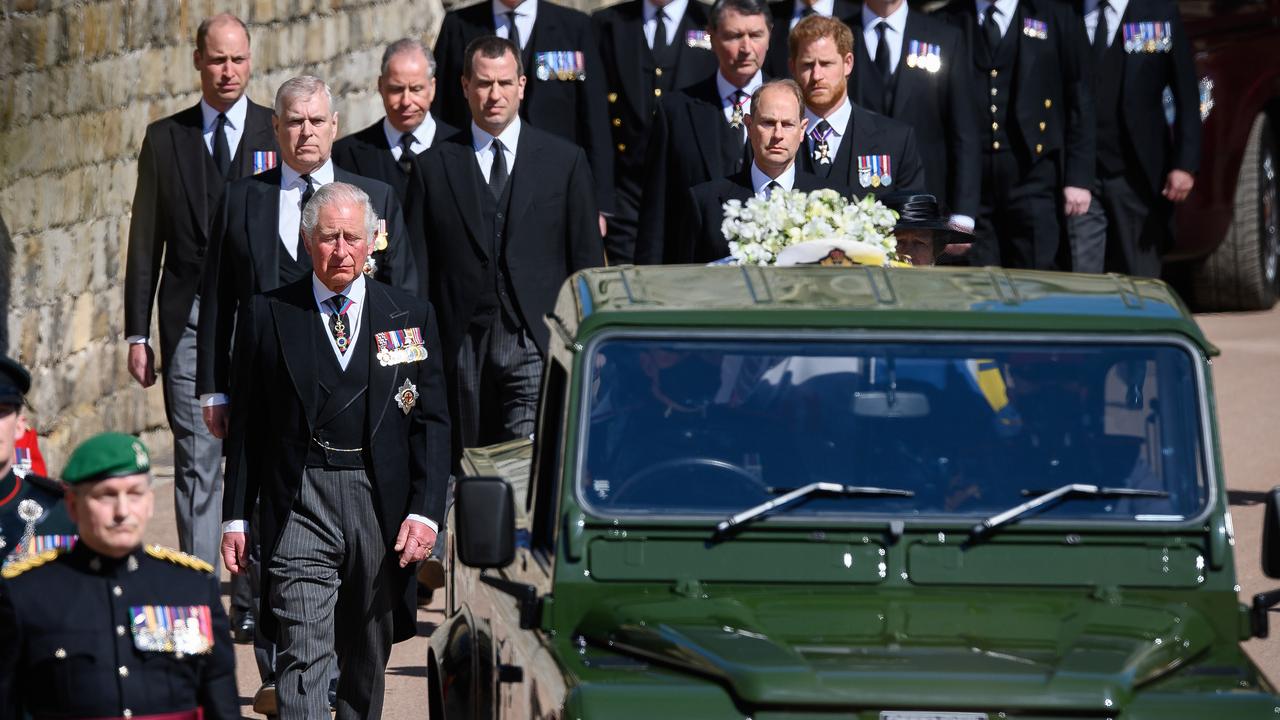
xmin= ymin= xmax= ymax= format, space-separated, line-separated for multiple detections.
xmin=62 ymin=432 xmax=152 ymax=486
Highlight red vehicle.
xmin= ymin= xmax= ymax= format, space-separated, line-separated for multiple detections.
xmin=1171 ymin=0 xmax=1280 ymax=310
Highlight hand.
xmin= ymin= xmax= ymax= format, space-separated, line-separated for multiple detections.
xmin=598 ymin=213 xmax=609 ymax=238
xmin=1163 ymin=169 xmax=1195 ymax=203
xmin=394 ymin=519 xmax=437 ymax=568
xmin=222 ymin=532 xmax=248 ymax=574
xmin=127 ymin=343 xmax=156 ymax=388
xmin=1063 ymin=186 xmax=1092 ymax=217
xmin=203 ymin=404 xmax=229 ymax=439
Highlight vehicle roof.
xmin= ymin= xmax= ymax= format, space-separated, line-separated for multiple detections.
xmin=552 ymin=266 xmax=1217 ymax=354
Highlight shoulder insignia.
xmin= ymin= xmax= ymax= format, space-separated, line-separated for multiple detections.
xmin=145 ymin=545 xmax=214 ymax=574
xmin=2 ymin=548 xmax=66 ymax=579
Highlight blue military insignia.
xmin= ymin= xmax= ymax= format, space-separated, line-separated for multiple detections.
xmin=1022 ymin=18 xmax=1048 ymax=40
xmin=1123 ymin=21 xmax=1172 ymax=53
xmin=905 ymin=40 xmax=942 ymax=73
xmin=252 ymin=151 xmax=277 ymax=175
xmin=685 ymin=30 xmax=712 ymax=50
xmin=534 ymin=51 xmax=586 ymax=81
xmin=131 ymin=605 xmax=215 ymax=655
xmin=857 ymin=155 xmax=893 ymax=189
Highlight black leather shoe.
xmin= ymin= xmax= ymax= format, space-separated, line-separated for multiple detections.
xmin=252 ymin=681 xmax=277 ymax=716
xmin=229 ymin=608 xmax=255 ymax=644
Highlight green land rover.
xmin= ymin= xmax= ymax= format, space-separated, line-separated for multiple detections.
xmin=428 ymin=265 xmax=1280 ymax=719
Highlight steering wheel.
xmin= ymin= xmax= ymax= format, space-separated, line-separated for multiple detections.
xmin=609 ymin=457 xmax=773 ymax=506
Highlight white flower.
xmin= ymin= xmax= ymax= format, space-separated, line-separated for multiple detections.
xmin=717 ymin=188 xmax=899 ymax=266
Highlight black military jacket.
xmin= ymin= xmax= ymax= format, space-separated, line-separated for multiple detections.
xmin=0 ymin=543 xmax=238 ymax=720
xmin=0 ymin=469 xmax=74 ymax=566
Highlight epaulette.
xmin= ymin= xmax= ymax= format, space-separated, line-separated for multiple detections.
xmin=144 ymin=544 xmax=214 ymax=574
xmin=25 ymin=473 xmax=65 ymax=495
xmin=1 ymin=548 xmax=66 ymax=579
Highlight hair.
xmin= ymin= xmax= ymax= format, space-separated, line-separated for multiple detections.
xmin=463 ymin=35 xmax=524 ymax=79
xmin=300 ymin=183 xmax=379 ymax=245
xmin=708 ymin=0 xmax=773 ymax=32
xmin=749 ymin=79 xmax=805 ymax=118
xmin=195 ymin=13 xmax=250 ymax=54
xmin=274 ymin=75 xmax=335 ymax=118
xmin=381 ymin=38 xmax=437 ymax=78
xmin=788 ymin=14 xmax=853 ymax=60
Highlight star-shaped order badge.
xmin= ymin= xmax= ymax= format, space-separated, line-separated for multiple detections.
xmin=396 ymin=378 xmax=419 ymax=415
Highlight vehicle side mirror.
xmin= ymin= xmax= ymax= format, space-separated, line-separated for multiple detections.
xmin=1263 ymin=487 xmax=1280 ymax=578
xmin=456 ymin=476 xmax=516 ymax=569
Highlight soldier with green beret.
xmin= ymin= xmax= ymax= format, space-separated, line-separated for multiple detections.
xmin=0 ymin=356 xmax=74 ymax=567
xmin=0 ymin=432 xmax=238 ymax=720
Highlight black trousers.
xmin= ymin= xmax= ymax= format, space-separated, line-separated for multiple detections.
xmin=974 ymin=151 xmax=1061 ymax=270
xmin=1068 ymin=171 xmax=1168 ymax=278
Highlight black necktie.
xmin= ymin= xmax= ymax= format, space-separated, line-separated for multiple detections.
xmin=507 ymin=11 xmax=522 ymax=51
xmin=799 ymin=4 xmax=816 ymax=19
xmin=1094 ymin=0 xmax=1110 ymax=56
xmin=213 ymin=112 xmax=231 ymax=177
xmin=398 ymin=132 xmax=416 ymax=174
xmin=325 ymin=294 xmax=352 ymax=356
xmin=764 ymin=180 xmax=781 ymax=198
xmin=300 ymin=174 xmax=315 ymax=210
xmin=653 ymin=7 xmax=669 ymax=53
xmin=874 ymin=21 xmax=892 ymax=79
xmin=982 ymin=6 xmax=1002 ymax=54
xmin=488 ymin=139 xmax=509 ymax=199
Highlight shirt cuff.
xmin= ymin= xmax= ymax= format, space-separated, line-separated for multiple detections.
xmin=201 ymin=394 xmax=230 ymax=407
xmin=223 ymin=520 xmax=248 ymax=534
xmin=126 ymin=336 xmax=149 ymax=345
xmin=948 ymin=214 xmax=976 ymax=232
xmin=405 ymin=514 xmax=439 ymax=534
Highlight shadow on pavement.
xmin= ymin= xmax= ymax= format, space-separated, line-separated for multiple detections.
xmin=1230 ymin=490 xmax=1271 ymax=506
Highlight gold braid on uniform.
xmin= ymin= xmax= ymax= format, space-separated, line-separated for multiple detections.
xmin=1 ymin=548 xmax=66 ymax=579
xmin=145 ymin=544 xmax=215 ymax=574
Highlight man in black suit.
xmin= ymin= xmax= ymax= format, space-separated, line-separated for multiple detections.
xmin=1068 ymin=0 xmax=1199 ymax=277
xmin=762 ymin=0 xmax=859 ymax=79
xmin=434 ymin=0 xmax=615 ymax=234
xmin=593 ymin=0 xmax=719 ymax=263
xmin=687 ymin=80 xmax=850 ymax=261
xmin=790 ymin=16 xmax=927 ymax=199
xmin=221 ymin=182 xmax=449 ymax=720
xmin=122 ymin=13 xmax=275 ymax=639
xmin=852 ymin=0 xmax=981 ymax=229
xmin=636 ymin=0 xmax=774 ymax=265
xmin=411 ymin=36 xmax=603 ymax=451
xmin=938 ymin=0 xmax=1095 ymax=270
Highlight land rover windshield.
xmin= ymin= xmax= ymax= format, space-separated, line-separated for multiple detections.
xmin=580 ymin=334 xmax=1209 ymax=524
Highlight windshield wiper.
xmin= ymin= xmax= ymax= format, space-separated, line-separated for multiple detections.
xmin=712 ymin=482 xmax=914 ymax=541
xmin=969 ymin=483 xmax=1170 ymax=542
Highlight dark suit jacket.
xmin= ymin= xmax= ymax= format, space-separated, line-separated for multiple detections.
xmin=850 ymin=9 xmax=981 ymax=217
xmin=124 ymin=100 xmax=277 ymax=367
xmin=196 ymin=165 xmax=416 ymax=396
xmin=222 ymin=277 xmax=450 ymax=643
xmin=410 ymin=124 xmax=604 ymax=359
xmin=686 ymin=167 xmax=852 ymax=262
xmin=332 ymin=116 xmax=460 ymax=296
xmin=939 ymin=0 xmax=1096 ymax=189
xmin=796 ymin=101 xmax=927 ymax=198
xmin=763 ymin=0 xmax=861 ymax=79
xmin=1083 ymin=0 xmax=1199 ymax=192
xmin=434 ymin=0 xmax=616 ymax=213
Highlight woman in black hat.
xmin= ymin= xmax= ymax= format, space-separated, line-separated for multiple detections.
xmin=882 ymin=192 xmax=973 ymax=266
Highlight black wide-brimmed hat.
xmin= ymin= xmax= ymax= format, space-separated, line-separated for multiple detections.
xmin=0 ymin=356 xmax=31 ymax=406
xmin=881 ymin=192 xmax=973 ymax=236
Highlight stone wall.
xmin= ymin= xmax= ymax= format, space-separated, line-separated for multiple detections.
xmin=0 ymin=0 xmax=445 ymax=470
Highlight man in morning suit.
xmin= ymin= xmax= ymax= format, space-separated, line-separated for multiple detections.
xmin=0 ymin=433 xmax=238 ymax=720
xmin=1067 ymin=0 xmax=1199 ymax=277
xmin=938 ymin=0 xmax=1096 ymax=269
xmin=411 ymin=36 xmax=603 ymax=452
xmin=853 ymin=0 xmax=981 ymax=229
xmin=636 ymin=0 xmax=774 ymax=265
xmin=686 ymin=80 xmax=851 ymax=262
xmin=122 ymin=17 xmax=274 ymax=632
xmin=593 ymin=0 xmax=719 ymax=263
xmin=762 ymin=0 xmax=859 ymax=79
xmin=790 ymin=17 xmax=927 ymax=200
xmin=434 ymin=0 xmax=615 ymax=234
xmin=221 ymin=183 xmax=450 ymax=719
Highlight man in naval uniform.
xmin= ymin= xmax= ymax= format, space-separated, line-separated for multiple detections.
xmin=0 ymin=432 xmax=238 ymax=720
xmin=0 ymin=357 xmax=74 ymax=568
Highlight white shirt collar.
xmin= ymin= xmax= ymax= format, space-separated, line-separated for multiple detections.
xmin=750 ymin=161 xmax=797 ymax=194
xmin=281 ymin=158 xmax=335 ymax=189
xmin=793 ymin=0 xmax=834 ymax=18
xmin=1084 ymin=0 xmax=1127 ymax=16
xmin=716 ymin=70 xmax=765 ymax=103
xmin=200 ymin=95 xmax=248 ymax=132
xmin=312 ymin=272 xmax=367 ymax=311
xmin=644 ymin=0 xmax=690 ymax=23
xmin=976 ymin=0 xmax=1018 ymax=24
xmin=492 ymin=0 xmax=537 ymax=23
xmin=862 ymin=1 xmax=908 ymax=33
xmin=471 ymin=116 xmax=522 ymax=156
xmin=382 ymin=114 xmax=438 ymax=151
xmin=804 ymin=96 xmax=852 ymax=135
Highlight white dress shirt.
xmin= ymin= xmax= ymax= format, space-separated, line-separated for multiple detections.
xmin=644 ymin=0 xmax=690 ymax=48
xmin=493 ymin=0 xmax=538 ymax=49
xmin=751 ymin=161 xmax=797 ymax=197
xmin=716 ymin=71 xmax=765 ymax=130
xmin=790 ymin=0 xmax=835 ymax=29
xmin=200 ymin=95 xmax=247 ymax=158
xmin=279 ymin=159 xmax=336 ymax=261
xmin=1084 ymin=0 xmax=1128 ymax=46
xmin=975 ymin=0 xmax=1018 ymax=37
xmin=804 ymin=96 xmax=853 ymax=161
xmin=472 ymin=117 xmax=522 ymax=180
xmin=382 ymin=114 xmax=439 ymax=161
xmin=862 ymin=1 xmax=909 ymax=74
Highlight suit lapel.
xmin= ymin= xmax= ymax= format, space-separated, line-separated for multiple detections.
xmin=612 ymin=7 xmax=647 ymax=119
xmin=247 ymin=173 xmax=283 ymax=290
xmin=831 ymin=107 xmax=866 ymax=187
xmin=1015 ymin=1 xmax=1037 ymax=99
xmin=506 ymin=125 xmax=542 ymax=247
xmin=674 ymin=4 xmax=710 ymax=86
xmin=685 ymin=78 xmax=726 ymax=178
xmin=441 ymin=141 xmax=489 ymax=257
xmin=172 ymin=105 xmax=211 ymax=237
xmin=366 ymin=282 xmax=411 ymax=437
xmin=891 ymin=12 xmax=922 ymax=117
xmin=271 ymin=282 xmax=320 ymax=429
